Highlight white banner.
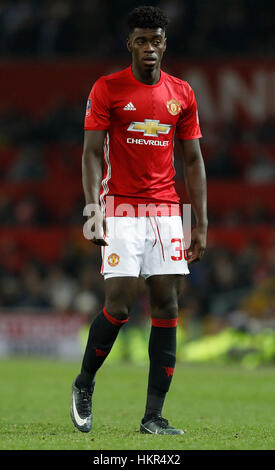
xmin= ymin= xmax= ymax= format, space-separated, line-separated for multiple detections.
xmin=0 ymin=313 xmax=87 ymax=358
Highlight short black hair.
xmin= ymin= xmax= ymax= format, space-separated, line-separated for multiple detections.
xmin=127 ymin=5 xmax=169 ymax=34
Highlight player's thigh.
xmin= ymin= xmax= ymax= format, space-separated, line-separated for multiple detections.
xmin=104 ymin=276 xmax=139 ymax=319
xmin=146 ymin=274 xmax=180 ymax=319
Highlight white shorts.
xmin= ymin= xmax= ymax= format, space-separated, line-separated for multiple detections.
xmin=101 ymin=216 xmax=189 ymax=279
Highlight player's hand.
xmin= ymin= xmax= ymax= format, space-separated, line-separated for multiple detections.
xmin=186 ymin=225 xmax=207 ymax=264
xmin=88 ymin=211 xmax=109 ymax=246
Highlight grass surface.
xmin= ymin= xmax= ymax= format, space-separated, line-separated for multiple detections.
xmin=0 ymin=358 xmax=275 ymax=450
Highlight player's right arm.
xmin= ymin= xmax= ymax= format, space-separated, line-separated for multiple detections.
xmin=82 ymin=129 xmax=108 ymax=246
xmin=83 ymin=77 xmax=111 ymax=246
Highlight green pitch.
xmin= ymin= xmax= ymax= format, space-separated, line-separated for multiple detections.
xmin=0 ymin=358 xmax=274 ymax=450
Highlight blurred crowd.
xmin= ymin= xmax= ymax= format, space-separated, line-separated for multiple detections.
xmin=0 ymin=0 xmax=274 ymax=58
xmin=0 ymin=239 xmax=105 ymax=315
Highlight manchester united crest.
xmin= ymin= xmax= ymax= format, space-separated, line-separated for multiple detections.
xmin=167 ymin=99 xmax=181 ymax=116
xmin=108 ymin=253 xmax=120 ymax=267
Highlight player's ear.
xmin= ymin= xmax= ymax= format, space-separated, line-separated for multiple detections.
xmin=126 ymin=37 xmax=132 ymax=53
xmin=126 ymin=39 xmax=132 ymax=52
xmin=163 ymin=37 xmax=167 ymax=52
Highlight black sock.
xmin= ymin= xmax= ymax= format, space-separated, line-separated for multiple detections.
xmin=76 ymin=308 xmax=128 ymax=389
xmin=144 ymin=317 xmax=177 ymax=421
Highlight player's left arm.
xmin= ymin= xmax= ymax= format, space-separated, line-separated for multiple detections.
xmin=178 ymin=138 xmax=208 ymax=264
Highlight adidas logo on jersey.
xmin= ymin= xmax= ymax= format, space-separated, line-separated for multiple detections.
xmin=123 ymin=102 xmax=136 ymax=111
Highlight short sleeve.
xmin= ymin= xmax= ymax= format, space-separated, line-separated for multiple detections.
xmin=176 ymin=84 xmax=202 ymax=140
xmin=84 ymin=77 xmax=110 ymax=130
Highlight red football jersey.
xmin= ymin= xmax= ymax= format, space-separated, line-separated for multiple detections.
xmin=84 ymin=66 xmax=202 ymax=215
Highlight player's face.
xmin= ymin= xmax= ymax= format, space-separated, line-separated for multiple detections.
xmin=127 ymin=28 xmax=167 ymax=72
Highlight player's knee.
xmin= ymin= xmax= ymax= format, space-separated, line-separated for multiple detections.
xmin=151 ymin=297 xmax=178 ymax=320
xmin=104 ymin=277 xmax=138 ymax=321
xmin=104 ymin=301 xmax=130 ymax=321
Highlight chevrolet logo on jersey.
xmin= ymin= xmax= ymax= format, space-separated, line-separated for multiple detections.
xmin=127 ymin=120 xmax=172 ymax=137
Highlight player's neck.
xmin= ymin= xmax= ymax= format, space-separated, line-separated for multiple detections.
xmin=131 ymin=63 xmax=161 ymax=85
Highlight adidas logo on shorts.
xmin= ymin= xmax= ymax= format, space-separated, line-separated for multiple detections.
xmin=123 ymin=102 xmax=136 ymax=111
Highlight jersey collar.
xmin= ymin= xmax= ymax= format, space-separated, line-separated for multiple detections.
xmin=128 ymin=65 xmax=164 ymax=88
